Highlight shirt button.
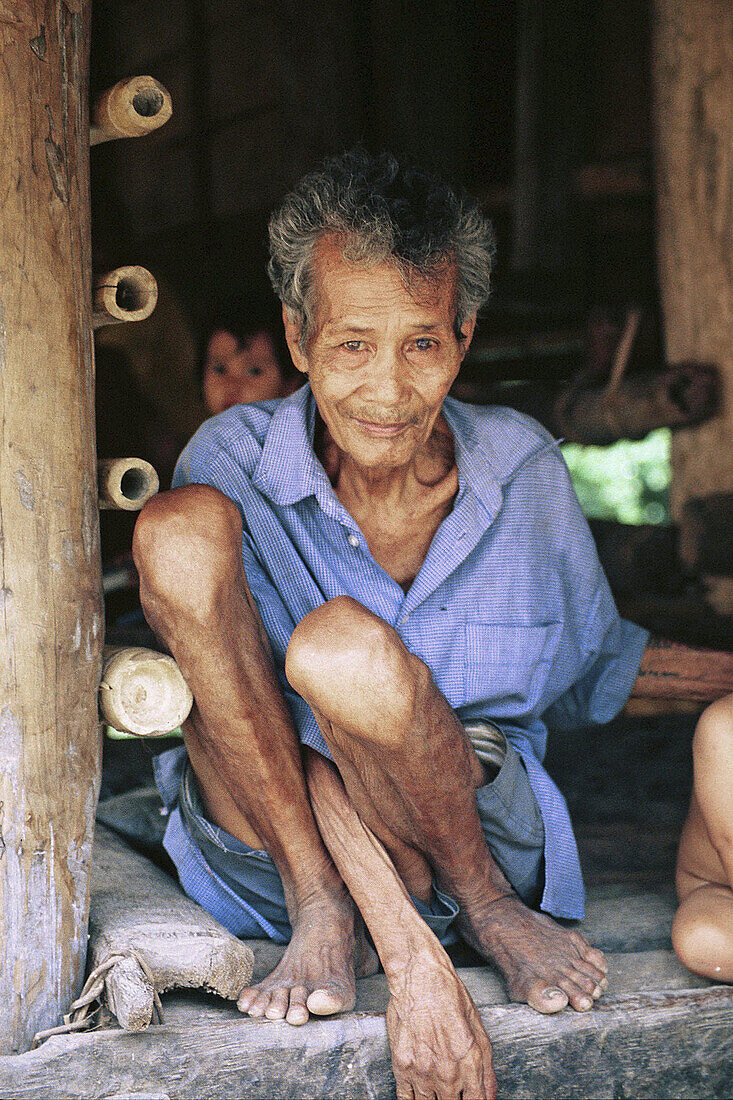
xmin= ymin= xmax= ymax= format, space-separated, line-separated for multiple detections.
xmin=347 ymin=533 xmax=359 ymax=548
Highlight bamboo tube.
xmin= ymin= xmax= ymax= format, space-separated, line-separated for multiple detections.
xmin=90 ymin=76 xmax=172 ymax=146
xmin=93 ymin=266 xmax=158 ymax=329
xmin=98 ymin=458 xmax=159 ymax=511
xmin=99 ymin=647 xmax=193 ymax=737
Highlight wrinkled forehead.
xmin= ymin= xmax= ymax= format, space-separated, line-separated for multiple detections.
xmin=307 ymin=232 xmax=458 ymax=331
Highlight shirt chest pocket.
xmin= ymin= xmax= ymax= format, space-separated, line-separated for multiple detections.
xmin=464 ymin=621 xmax=559 ymax=718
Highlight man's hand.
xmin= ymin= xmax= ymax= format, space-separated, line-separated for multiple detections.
xmin=387 ymin=952 xmax=497 ymax=1100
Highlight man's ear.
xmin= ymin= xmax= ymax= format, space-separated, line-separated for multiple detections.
xmin=282 ymin=305 xmax=309 ymax=374
xmin=458 ymin=313 xmax=477 ymax=362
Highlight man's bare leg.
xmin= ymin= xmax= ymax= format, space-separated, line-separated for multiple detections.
xmin=286 ymin=596 xmax=608 ymax=1015
xmin=672 ymin=693 xmax=733 ymax=981
xmin=305 ymin=748 xmax=497 ymax=1100
xmin=133 ymin=487 xmax=376 ymax=1025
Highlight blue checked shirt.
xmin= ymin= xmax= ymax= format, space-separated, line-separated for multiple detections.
xmin=171 ymin=383 xmax=648 ymax=920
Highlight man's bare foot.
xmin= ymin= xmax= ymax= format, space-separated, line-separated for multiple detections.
xmin=458 ymin=893 xmax=608 ymax=1014
xmin=237 ymin=889 xmax=378 ymax=1025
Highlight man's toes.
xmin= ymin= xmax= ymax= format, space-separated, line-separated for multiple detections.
xmin=557 ymin=976 xmax=594 ymax=1012
xmin=264 ymin=988 xmax=291 ymax=1021
xmin=237 ymin=987 xmax=258 ymax=1014
xmin=571 ymin=958 xmax=607 ymax=997
xmin=306 ymin=982 xmax=355 ymax=1016
xmin=245 ymin=989 xmax=273 ymax=1018
xmin=524 ymin=981 xmax=569 ymax=1014
xmin=285 ymin=986 xmax=309 ymax=1026
xmin=569 ymin=933 xmax=607 ymax=973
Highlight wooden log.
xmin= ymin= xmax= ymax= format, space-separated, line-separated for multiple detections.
xmin=88 ymin=825 xmax=254 ymax=1031
xmin=553 ymin=363 xmax=720 ymax=445
xmin=0 ymin=1 xmax=102 ymax=1053
xmin=92 ymin=265 xmax=158 ymax=329
xmin=90 ymin=75 xmax=172 ymax=146
xmin=679 ymin=493 xmax=733 ymax=576
xmin=587 ymin=519 xmax=686 ymax=595
xmin=652 ymin=1 xmax=733 ymax=614
xmin=99 ymin=647 xmax=193 ymax=737
xmin=98 ymin=457 xmax=159 ymax=511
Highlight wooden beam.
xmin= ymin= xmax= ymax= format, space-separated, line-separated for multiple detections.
xmin=652 ymin=0 xmax=733 ymax=614
xmin=0 ymin=1 xmax=101 ymax=1053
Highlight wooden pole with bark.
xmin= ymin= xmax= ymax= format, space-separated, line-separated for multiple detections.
xmin=652 ymin=1 xmax=733 ymax=614
xmin=0 ymin=2 xmax=101 ymax=1053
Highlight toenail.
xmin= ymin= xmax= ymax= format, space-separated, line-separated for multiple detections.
xmin=543 ymin=988 xmax=565 ymax=999
xmin=579 ymin=997 xmax=592 ymax=1010
xmin=593 ymin=985 xmax=602 ymax=997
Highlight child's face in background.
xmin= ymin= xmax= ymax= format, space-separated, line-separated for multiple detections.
xmin=203 ymin=328 xmax=286 ymax=414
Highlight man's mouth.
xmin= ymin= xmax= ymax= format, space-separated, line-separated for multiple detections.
xmin=349 ymin=411 xmax=417 ymax=437
xmin=353 ymin=418 xmax=411 ymax=437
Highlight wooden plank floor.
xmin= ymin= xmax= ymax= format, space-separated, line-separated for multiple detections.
xmin=0 ymin=714 xmax=729 ymax=1099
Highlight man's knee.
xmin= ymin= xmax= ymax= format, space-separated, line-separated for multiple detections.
xmin=133 ymin=484 xmax=243 ymax=619
xmin=285 ymin=596 xmax=431 ymax=741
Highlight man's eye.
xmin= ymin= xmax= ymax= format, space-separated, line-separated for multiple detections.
xmin=248 ymin=366 xmax=263 ymax=377
xmin=343 ymin=340 xmax=364 ymax=352
xmin=210 ymin=362 xmax=227 ymax=376
xmin=413 ymin=338 xmax=435 ymax=351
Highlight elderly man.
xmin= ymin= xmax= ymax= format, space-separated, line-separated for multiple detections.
xmin=133 ymin=150 xmax=732 ymax=1100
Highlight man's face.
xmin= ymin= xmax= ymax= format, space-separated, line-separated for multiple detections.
xmin=203 ymin=329 xmax=285 ymax=414
xmin=284 ymin=236 xmax=475 ymax=470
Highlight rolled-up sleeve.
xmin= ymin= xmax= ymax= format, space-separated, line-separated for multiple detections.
xmin=544 ymin=577 xmax=648 ymax=731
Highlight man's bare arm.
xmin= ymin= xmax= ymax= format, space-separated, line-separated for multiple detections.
xmin=626 ymin=635 xmax=733 ymax=711
xmin=304 ymin=748 xmax=497 ymax=1100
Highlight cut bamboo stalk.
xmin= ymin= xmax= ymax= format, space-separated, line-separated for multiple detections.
xmin=98 ymin=458 xmax=159 ymax=511
xmin=93 ymin=266 xmax=158 ymax=329
xmin=100 ymin=647 xmax=193 ymax=737
xmin=90 ymin=76 xmax=172 ymax=146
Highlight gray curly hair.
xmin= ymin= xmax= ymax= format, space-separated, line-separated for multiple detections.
xmin=267 ymin=149 xmax=495 ymax=347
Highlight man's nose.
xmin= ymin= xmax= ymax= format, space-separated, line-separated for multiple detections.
xmin=368 ymin=346 xmax=407 ymax=403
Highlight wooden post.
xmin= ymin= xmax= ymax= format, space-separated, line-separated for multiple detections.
xmin=0 ymin=1 xmax=102 ymax=1053
xmin=652 ymin=1 xmax=733 ymax=614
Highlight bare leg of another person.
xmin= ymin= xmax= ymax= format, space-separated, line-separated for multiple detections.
xmin=305 ymin=748 xmax=497 ymax=1100
xmin=673 ymin=694 xmax=733 ymax=982
xmin=286 ymin=596 xmax=608 ymax=1016
xmin=133 ymin=486 xmax=377 ymax=1026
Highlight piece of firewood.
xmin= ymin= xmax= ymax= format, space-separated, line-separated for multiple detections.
xmin=99 ymin=646 xmax=193 ymax=737
xmin=553 ymin=362 xmax=720 ymax=444
xmin=89 ymin=824 xmax=254 ymax=1031
xmin=680 ymin=494 xmax=733 ymax=576
xmin=93 ymin=266 xmax=158 ymax=329
xmin=98 ymin=457 xmax=159 ymax=511
xmin=90 ymin=76 xmax=172 ymax=146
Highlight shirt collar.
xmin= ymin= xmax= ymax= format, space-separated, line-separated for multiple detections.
xmin=252 ymin=384 xmax=332 ymax=506
xmin=253 ymin=385 xmax=551 ymax=517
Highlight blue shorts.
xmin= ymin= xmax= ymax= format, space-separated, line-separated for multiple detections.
xmin=153 ymin=727 xmax=545 ymax=947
